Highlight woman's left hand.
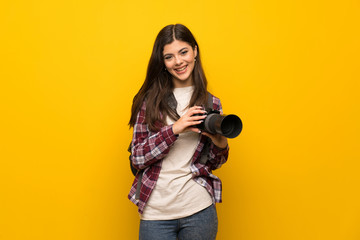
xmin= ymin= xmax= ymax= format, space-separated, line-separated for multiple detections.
xmin=201 ymin=131 xmax=228 ymax=149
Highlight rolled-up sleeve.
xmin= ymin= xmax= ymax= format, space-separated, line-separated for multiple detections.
xmin=131 ymin=102 xmax=178 ymax=170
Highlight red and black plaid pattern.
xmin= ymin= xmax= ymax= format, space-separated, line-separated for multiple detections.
xmin=128 ymin=94 xmax=229 ymax=214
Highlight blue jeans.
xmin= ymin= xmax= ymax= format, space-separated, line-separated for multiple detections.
xmin=139 ymin=205 xmax=218 ymax=240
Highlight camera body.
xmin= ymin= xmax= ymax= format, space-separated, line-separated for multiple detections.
xmin=195 ymin=108 xmax=242 ymax=139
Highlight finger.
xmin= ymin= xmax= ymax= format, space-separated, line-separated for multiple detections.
xmin=201 ymin=131 xmax=217 ymax=141
xmin=188 ymin=127 xmax=201 ymax=133
xmin=200 ymin=131 xmax=212 ymax=138
xmin=192 ymin=105 xmax=203 ymax=109
xmin=187 ymin=106 xmax=202 ymax=112
xmin=185 ymin=111 xmax=204 ymax=118
xmin=189 ymin=115 xmax=207 ymax=121
xmin=184 ymin=120 xmax=204 ymax=127
xmin=186 ymin=109 xmax=207 ymax=117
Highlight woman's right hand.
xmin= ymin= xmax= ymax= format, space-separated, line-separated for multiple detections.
xmin=172 ymin=106 xmax=207 ymax=135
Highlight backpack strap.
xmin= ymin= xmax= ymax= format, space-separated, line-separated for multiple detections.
xmin=135 ymin=172 xmax=143 ymax=200
xmin=199 ymin=92 xmax=213 ymax=165
xmin=206 ymin=92 xmax=213 ymax=110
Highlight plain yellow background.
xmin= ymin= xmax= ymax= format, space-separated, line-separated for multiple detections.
xmin=1 ymin=0 xmax=359 ymax=239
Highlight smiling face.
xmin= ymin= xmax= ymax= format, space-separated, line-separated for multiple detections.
xmin=163 ymin=40 xmax=198 ymax=88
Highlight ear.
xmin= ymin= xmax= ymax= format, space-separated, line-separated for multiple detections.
xmin=194 ymin=45 xmax=198 ymax=58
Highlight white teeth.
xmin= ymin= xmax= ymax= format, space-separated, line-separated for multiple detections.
xmin=176 ymin=66 xmax=187 ymax=71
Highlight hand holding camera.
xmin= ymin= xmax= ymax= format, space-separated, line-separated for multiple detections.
xmin=172 ymin=106 xmax=207 ymax=135
xmin=172 ymin=106 xmax=243 ymax=140
xmin=194 ymin=108 xmax=243 ymax=139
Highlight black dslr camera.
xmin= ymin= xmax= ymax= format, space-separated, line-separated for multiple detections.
xmin=196 ymin=109 xmax=243 ymax=138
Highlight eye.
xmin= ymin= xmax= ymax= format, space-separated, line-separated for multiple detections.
xmin=180 ymin=50 xmax=188 ymax=55
xmin=164 ymin=55 xmax=173 ymax=60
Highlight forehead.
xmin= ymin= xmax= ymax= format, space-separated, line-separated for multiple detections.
xmin=163 ymin=40 xmax=192 ymax=55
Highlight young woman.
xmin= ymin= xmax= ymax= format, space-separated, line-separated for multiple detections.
xmin=128 ymin=24 xmax=229 ymax=240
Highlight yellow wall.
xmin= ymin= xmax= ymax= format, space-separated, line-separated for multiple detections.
xmin=1 ymin=0 xmax=359 ymax=239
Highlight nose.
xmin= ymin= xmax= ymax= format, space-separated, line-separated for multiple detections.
xmin=174 ymin=55 xmax=182 ymax=65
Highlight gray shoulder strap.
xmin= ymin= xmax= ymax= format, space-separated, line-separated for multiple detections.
xmin=135 ymin=173 xmax=143 ymax=200
xmin=199 ymin=92 xmax=213 ymax=165
xmin=206 ymin=92 xmax=213 ymax=109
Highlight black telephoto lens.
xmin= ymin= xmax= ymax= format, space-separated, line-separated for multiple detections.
xmin=203 ymin=113 xmax=242 ymax=138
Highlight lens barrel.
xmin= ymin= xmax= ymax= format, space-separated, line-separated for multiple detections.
xmin=203 ymin=113 xmax=243 ymax=138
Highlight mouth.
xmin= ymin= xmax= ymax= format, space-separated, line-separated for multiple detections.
xmin=174 ymin=65 xmax=188 ymax=74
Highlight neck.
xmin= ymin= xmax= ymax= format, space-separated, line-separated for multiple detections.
xmin=172 ymin=76 xmax=193 ymax=88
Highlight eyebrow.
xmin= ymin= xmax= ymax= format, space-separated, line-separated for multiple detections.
xmin=163 ymin=47 xmax=189 ymax=56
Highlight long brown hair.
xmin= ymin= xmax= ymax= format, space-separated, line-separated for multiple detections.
xmin=129 ymin=24 xmax=208 ymax=132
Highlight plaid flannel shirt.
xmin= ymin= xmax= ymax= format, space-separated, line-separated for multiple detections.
xmin=128 ymin=94 xmax=229 ymax=214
